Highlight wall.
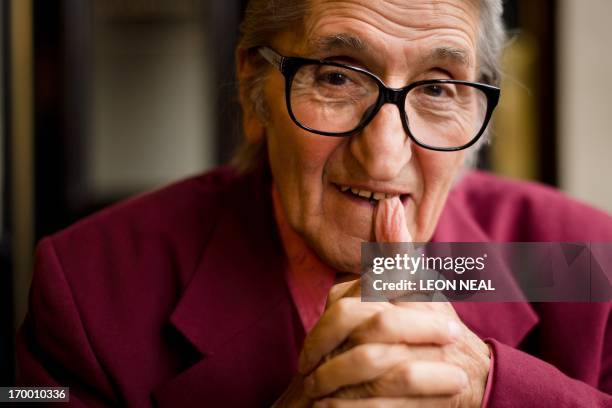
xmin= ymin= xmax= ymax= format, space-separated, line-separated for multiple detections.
xmin=558 ymin=0 xmax=612 ymax=213
xmin=89 ymin=1 xmax=214 ymax=200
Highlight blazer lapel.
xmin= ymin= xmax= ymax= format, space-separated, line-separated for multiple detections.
xmin=432 ymin=179 xmax=539 ymax=347
xmin=153 ymin=170 xmax=540 ymax=406
xmin=152 ymin=168 xmax=303 ymax=407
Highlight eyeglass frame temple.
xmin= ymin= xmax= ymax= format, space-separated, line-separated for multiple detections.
xmin=258 ymin=47 xmax=285 ymax=72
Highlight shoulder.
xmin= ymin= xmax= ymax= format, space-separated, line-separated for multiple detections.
xmin=455 ymin=170 xmax=612 ymax=241
xmin=25 ymin=166 xmax=263 ymax=400
xmin=42 ymin=165 xmax=245 ymax=293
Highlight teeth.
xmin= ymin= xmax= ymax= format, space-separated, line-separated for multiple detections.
xmin=339 ymin=185 xmax=400 ymax=201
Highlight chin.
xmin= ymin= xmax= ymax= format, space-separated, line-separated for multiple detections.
xmin=306 ymin=231 xmax=363 ymax=274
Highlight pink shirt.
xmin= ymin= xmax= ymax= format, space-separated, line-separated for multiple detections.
xmin=271 ymin=185 xmax=336 ymax=333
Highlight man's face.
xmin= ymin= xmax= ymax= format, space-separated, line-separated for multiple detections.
xmin=262 ymin=0 xmax=480 ymax=272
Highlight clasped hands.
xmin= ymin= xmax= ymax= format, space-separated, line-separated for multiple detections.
xmin=277 ymin=279 xmax=491 ymax=408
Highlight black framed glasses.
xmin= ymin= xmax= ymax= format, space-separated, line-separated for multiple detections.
xmin=258 ymin=47 xmax=500 ymax=152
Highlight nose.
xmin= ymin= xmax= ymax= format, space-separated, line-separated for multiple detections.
xmin=349 ymin=103 xmax=412 ymax=181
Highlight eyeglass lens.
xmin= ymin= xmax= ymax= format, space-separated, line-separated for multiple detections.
xmin=289 ymin=63 xmax=488 ymax=148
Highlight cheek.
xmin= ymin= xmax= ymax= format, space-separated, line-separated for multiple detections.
xmin=413 ymin=149 xmax=464 ymax=237
xmin=267 ymin=110 xmax=340 ymax=180
xmin=265 ymin=76 xmax=337 ymax=174
xmin=264 ymin=77 xmax=344 ymax=222
xmin=419 ymin=149 xmax=464 ymax=191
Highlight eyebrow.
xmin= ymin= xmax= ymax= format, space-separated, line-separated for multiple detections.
xmin=307 ymin=33 xmax=471 ymax=68
xmin=307 ymin=33 xmax=369 ymax=54
xmin=423 ymin=47 xmax=472 ymax=69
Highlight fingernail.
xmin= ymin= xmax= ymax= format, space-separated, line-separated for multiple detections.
xmin=303 ymin=375 xmax=315 ymax=396
xmin=448 ymin=320 xmax=462 ymax=340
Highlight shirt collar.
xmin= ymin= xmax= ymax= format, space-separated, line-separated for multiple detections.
xmin=271 ymin=184 xmax=337 ymax=333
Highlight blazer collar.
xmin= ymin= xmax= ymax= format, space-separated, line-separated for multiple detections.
xmin=432 ymin=179 xmax=539 ymax=347
xmin=153 ymin=166 xmax=300 ymax=406
xmin=168 ymin=181 xmax=286 ymax=355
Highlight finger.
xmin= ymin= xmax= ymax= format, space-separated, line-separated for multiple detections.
xmin=392 ymin=290 xmax=451 ymax=303
xmin=333 ymin=361 xmax=468 ymax=398
xmin=349 ymin=307 xmax=462 ymax=346
xmin=362 ymin=270 xmax=449 ymax=305
xmin=271 ymin=374 xmax=312 ymax=408
xmin=326 ymin=278 xmax=361 ymax=306
xmin=374 ymin=197 xmax=412 ymax=243
xmin=299 ymin=298 xmax=390 ymax=374
xmin=392 ymin=298 xmax=458 ymax=319
xmin=327 ymin=343 xmax=444 ymax=373
xmin=304 ymin=343 xmax=413 ymax=398
xmin=313 ymin=396 xmax=457 ymax=408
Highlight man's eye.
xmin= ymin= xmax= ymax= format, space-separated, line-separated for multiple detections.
xmin=423 ymin=85 xmax=444 ymax=97
xmin=318 ymin=72 xmax=349 ymax=86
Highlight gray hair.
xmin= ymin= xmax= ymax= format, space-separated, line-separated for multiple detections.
xmin=232 ymin=0 xmax=505 ymax=172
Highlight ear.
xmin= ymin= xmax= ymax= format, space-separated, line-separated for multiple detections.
xmin=236 ymin=47 xmax=266 ymax=143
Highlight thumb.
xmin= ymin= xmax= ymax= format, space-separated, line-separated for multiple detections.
xmin=326 ymin=278 xmax=361 ymax=308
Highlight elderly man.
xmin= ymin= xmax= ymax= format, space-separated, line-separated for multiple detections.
xmin=16 ymin=0 xmax=612 ymax=407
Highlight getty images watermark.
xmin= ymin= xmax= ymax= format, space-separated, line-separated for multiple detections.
xmin=361 ymin=242 xmax=612 ymax=302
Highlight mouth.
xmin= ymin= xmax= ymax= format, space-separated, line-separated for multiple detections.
xmin=333 ymin=183 xmax=411 ymax=205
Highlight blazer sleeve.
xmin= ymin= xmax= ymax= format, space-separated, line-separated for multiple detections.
xmin=16 ymin=238 xmax=117 ymax=406
xmin=483 ymin=337 xmax=612 ymax=407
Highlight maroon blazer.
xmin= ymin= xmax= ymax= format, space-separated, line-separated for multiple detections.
xmin=16 ymin=166 xmax=612 ymax=407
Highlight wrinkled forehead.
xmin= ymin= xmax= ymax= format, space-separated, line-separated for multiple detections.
xmin=288 ymin=0 xmax=481 ymax=75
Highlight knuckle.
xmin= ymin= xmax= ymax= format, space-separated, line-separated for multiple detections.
xmin=371 ymin=310 xmax=394 ymax=333
xmin=332 ymin=297 xmax=354 ymax=319
xmin=433 ymin=317 xmax=458 ymax=343
xmin=365 ymin=376 xmax=394 ymax=397
xmin=393 ymin=362 xmax=414 ymax=389
xmin=426 ymin=396 xmax=458 ymax=408
xmin=353 ymin=344 xmax=382 ymax=368
xmin=439 ymin=344 xmax=451 ymax=362
xmin=333 ymin=384 xmax=370 ymax=398
xmin=309 ymin=370 xmax=333 ymax=398
xmin=347 ymin=329 xmax=364 ymax=346
xmin=450 ymin=395 xmax=462 ymax=408
xmin=434 ymin=319 xmax=451 ymax=341
xmin=376 ymin=302 xmax=393 ymax=312
xmin=362 ymin=381 xmax=381 ymax=397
